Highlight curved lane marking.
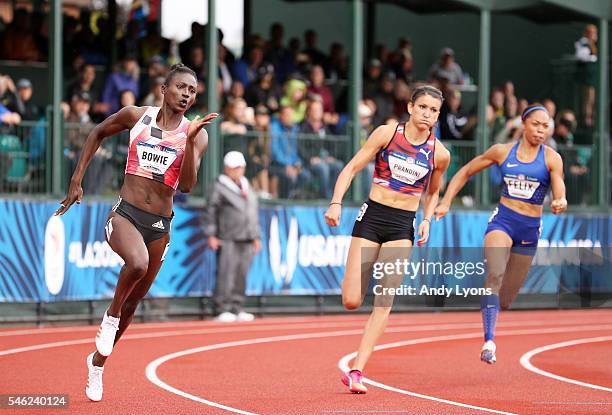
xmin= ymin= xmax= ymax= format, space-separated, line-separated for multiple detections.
xmin=519 ymin=335 xmax=612 ymax=393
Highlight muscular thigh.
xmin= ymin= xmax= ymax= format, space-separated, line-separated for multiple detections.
xmin=125 ymin=234 xmax=171 ymax=302
xmin=374 ymin=239 xmax=413 ymax=306
xmin=105 ymin=212 xmax=148 ymax=264
xmin=499 ymin=252 xmax=533 ymax=308
xmin=343 ymin=237 xmax=381 ymax=296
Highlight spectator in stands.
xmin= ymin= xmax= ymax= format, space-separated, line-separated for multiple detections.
xmin=119 ymin=89 xmax=136 ymax=108
xmin=139 ymin=56 xmax=168 ymax=102
xmin=265 ymin=22 xmax=292 ymax=82
xmin=101 ymin=55 xmax=140 ymax=115
xmin=299 ymin=99 xmax=343 ymax=198
xmin=206 ymin=151 xmax=261 ymax=322
xmin=394 ymin=50 xmax=414 ymax=85
xmin=439 ymin=89 xmax=470 ymax=140
xmin=247 ymin=105 xmax=272 ymax=198
xmin=542 ymin=98 xmax=556 ymax=138
xmin=392 ymin=79 xmax=410 ymax=120
xmin=502 ymin=80 xmax=515 ymax=102
xmin=489 ymin=88 xmax=506 ymax=138
xmin=188 ymin=46 xmax=206 ymax=81
xmin=280 ymin=78 xmax=308 ymax=124
xmin=303 ymin=29 xmax=326 ymax=67
xmin=119 ymin=20 xmax=141 ymax=62
xmin=141 ymin=76 xmax=164 ymax=107
xmin=0 ymin=102 xmax=21 ymax=126
xmin=553 ymin=110 xmax=589 ymax=204
xmin=140 ymin=21 xmax=170 ymax=64
xmin=233 ymin=45 xmax=264 ymax=89
xmin=245 ymin=64 xmax=280 ymax=113
xmin=227 ymin=80 xmax=246 ymax=104
xmin=270 ymin=105 xmax=310 ymax=198
xmin=494 ymin=95 xmax=522 ymax=143
xmin=221 ymin=98 xmax=251 ymax=135
xmin=179 ymin=22 xmax=204 ymax=67
xmin=326 ymin=42 xmax=348 ymax=81
xmin=364 ymin=59 xmax=383 ymax=98
xmin=373 ymin=72 xmax=396 ymax=125
xmin=575 ymin=24 xmax=598 ymax=127
xmin=8 ymin=79 xmax=41 ymax=121
xmin=553 ymin=110 xmax=577 ymax=146
xmin=518 ymin=98 xmax=529 ymax=115
xmin=307 ymin=64 xmax=338 ymax=125
xmin=1 ymin=9 xmax=43 ymax=61
xmin=65 ymin=64 xmax=99 ymax=104
xmin=218 ymin=43 xmax=234 ymax=94
xmin=375 ymin=43 xmax=391 ymax=68
xmin=65 ymin=91 xmax=92 ymax=173
xmin=428 ymin=47 xmax=464 ymax=85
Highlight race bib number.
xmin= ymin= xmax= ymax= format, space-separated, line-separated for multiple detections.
xmin=356 ymin=203 xmax=368 ymax=222
xmin=136 ymin=141 xmax=177 ymax=174
xmin=388 ymin=152 xmax=429 ymax=185
xmin=504 ymin=176 xmax=540 ymax=199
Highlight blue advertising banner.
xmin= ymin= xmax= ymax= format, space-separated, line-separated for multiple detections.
xmin=0 ymin=199 xmax=610 ymax=302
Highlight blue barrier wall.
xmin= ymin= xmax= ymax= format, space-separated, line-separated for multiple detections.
xmin=0 ymin=200 xmax=610 ymax=302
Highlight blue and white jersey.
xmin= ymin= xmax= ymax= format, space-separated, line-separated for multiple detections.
xmin=500 ymin=141 xmax=550 ymax=205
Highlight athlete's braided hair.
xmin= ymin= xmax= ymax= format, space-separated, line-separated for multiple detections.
xmin=409 ymin=84 xmax=444 ymax=104
xmin=164 ymin=63 xmax=197 ymax=85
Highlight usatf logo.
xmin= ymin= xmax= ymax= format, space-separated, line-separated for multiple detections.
xmin=269 ymin=215 xmax=299 ymax=286
xmin=268 ymin=215 xmax=351 ymax=288
xmin=44 ymin=215 xmax=65 ymax=295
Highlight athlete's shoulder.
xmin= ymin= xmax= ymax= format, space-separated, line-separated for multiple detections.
xmin=367 ymin=123 xmax=397 ymax=146
xmin=482 ymin=142 xmax=512 ymax=164
xmin=543 ymin=144 xmax=563 ymax=167
xmin=117 ymin=105 xmax=148 ymax=125
xmin=433 ymin=138 xmax=450 ymax=165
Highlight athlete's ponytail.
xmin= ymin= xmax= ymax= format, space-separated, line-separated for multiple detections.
xmin=164 ymin=63 xmax=197 ymax=85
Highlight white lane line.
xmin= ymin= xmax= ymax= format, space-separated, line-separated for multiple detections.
xmin=2 ymin=310 xmax=611 ymax=336
xmin=3 ymin=318 xmax=606 ymax=357
xmin=147 ymin=324 xmax=612 ymax=415
xmin=519 ymin=336 xmax=612 ymax=393
xmin=338 ymin=324 xmax=612 ymax=415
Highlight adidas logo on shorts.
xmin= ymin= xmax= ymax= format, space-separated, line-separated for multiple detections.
xmin=152 ymin=220 xmax=165 ymax=230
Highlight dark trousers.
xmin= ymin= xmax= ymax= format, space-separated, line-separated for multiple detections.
xmin=213 ymin=240 xmax=254 ymax=314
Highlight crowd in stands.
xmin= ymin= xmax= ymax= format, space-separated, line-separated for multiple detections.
xmin=0 ymin=11 xmax=600 ymax=203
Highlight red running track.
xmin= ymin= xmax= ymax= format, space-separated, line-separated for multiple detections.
xmin=1 ymin=309 xmax=611 ymax=415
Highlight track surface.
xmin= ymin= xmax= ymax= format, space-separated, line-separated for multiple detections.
xmin=1 ymin=309 xmax=611 ymax=414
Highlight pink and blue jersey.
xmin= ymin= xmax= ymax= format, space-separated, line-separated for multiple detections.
xmin=125 ymin=106 xmax=191 ymax=190
xmin=372 ymin=123 xmax=436 ymax=197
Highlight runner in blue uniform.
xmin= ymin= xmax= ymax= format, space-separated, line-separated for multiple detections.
xmin=435 ymin=104 xmax=567 ymax=364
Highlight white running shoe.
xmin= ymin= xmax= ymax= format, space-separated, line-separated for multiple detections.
xmin=236 ymin=311 xmax=255 ymax=322
xmin=95 ymin=311 xmax=120 ymax=357
xmin=480 ymin=340 xmax=497 ymax=364
xmin=86 ymin=352 xmax=104 ymax=401
xmin=214 ymin=312 xmax=237 ymax=322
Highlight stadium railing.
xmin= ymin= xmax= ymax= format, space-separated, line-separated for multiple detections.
xmin=0 ymin=122 xmax=603 ymax=209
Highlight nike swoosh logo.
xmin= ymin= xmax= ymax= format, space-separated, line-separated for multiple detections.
xmin=507 ymin=163 xmax=518 ymax=168
xmin=521 ymin=241 xmax=533 ymax=245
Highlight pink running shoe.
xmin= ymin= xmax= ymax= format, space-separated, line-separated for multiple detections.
xmin=342 ymin=370 xmax=368 ymax=394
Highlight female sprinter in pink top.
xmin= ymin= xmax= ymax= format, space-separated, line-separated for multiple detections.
xmin=325 ymin=85 xmax=451 ymax=393
xmin=55 ymin=64 xmax=218 ymax=402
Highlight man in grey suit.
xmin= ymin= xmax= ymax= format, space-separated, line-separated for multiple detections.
xmin=206 ymin=151 xmax=261 ymax=322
